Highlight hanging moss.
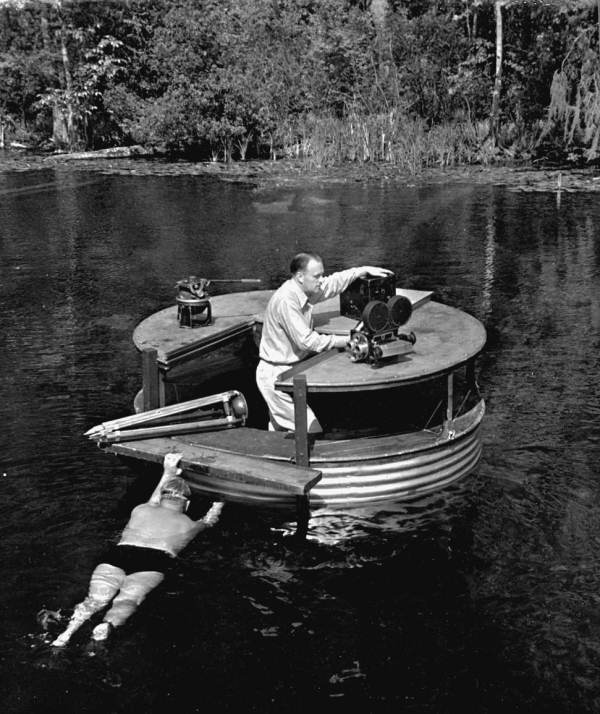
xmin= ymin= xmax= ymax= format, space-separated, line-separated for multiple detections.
xmin=542 ymin=27 xmax=600 ymax=162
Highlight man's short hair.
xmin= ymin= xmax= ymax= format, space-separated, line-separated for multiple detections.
xmin=290 ymin=252 xmax=323 ymax=275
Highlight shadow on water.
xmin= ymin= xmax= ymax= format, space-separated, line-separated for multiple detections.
xmin=1 ymin=163 xmax=600 ymax=712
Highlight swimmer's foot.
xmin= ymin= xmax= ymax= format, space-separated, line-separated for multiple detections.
xmin=91 ymin=622 xmax=114 ymax=642
xmin=51 ymin=633 xmax=70 ymax=647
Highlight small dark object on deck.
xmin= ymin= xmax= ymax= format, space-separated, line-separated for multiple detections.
xmin=176 ymin=277 xmax=213 ymax=328
xmin=175 ymin=276 xmax=261 ymax=328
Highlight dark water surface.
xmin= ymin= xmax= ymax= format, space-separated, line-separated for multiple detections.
xmin=1 ymin=161 xmax=599 ymax=713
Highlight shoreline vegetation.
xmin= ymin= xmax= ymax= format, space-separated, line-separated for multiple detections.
xmin=2 ymin=2 xmax=600 ymax=173
xmin=2 ymin=146 xmax=600 ymax=195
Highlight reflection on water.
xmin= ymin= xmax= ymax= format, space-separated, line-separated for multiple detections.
xmin=1 ymin=162 xmax=600 ymax=712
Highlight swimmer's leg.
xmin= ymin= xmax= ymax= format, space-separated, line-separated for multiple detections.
xmin=52 ymin=563 xmax=124 ymax=647
xmin=92 ymin=570 xmax=164 ymax=640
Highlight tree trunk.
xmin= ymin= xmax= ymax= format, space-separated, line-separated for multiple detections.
xmin=489 ymin=0 xmax=504 ymax=144
xmin=52 ymin=0 xmax=81 ymax=150
xmin=370 ymin=0 xmax=390 ymax=85
xmin=464 ymin=0 xmax=471 ymax=42
xmin=40 ymin=4 xmax=51 ymax=49
xmin=52 ymin=105 xmax=70 ymax=147
xmin=370 ymin=0 xmax=388 ymax=28
xmin=60 ymin=23 xmax=76 ymax=148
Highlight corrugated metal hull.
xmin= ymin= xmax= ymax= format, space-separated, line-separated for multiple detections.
xmin=184 ymin=401 xmax=484 ymax=508
xmin=311 ymin=424 xmax=482 ymax=506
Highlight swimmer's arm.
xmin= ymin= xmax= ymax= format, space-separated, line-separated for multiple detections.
xmin=190 ymin=502 xmax=224 ymax=533
xmin=148 ymin=452 xmax=184 ymax=505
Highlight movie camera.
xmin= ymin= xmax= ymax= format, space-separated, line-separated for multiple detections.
xmin=340 ymin=274 xmax=416 ymax=366
xmin=175 ymin=276 xmax=261 ymax=328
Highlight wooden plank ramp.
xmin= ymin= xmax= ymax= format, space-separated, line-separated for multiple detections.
xmin=107 ymin=436 xmax=321 ymax=496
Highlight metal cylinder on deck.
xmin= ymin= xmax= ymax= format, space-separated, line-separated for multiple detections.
xmin=176 ymin=295 xmax=212 ymax=328
xmin=372 ymin=337 xmax=415 ymax=362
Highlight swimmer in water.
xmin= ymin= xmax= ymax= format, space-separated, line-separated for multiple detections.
xmin=52 ymin=452 xmax=223 ymax=646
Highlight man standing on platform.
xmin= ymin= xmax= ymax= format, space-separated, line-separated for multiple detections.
xmin=256 ymin=253 xmax=392 ymax=434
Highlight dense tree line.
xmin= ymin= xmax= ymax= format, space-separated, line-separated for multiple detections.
xmin=1 ymin=0 xmax=599 ymax=167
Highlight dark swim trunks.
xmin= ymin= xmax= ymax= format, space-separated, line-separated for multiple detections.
xmin=101 ymin=544 xmax=175 ymax=575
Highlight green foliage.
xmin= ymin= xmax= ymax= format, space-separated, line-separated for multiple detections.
xmin=0 ymin=0 xmax=598 ymax=162
xmin=389 ymin=5 xmax=472 ymax=123
xmin=0 ymin=4 xmax=53 ymax=133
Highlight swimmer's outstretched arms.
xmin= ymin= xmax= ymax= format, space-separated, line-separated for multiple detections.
xmin=51 ymin=453 xmax=223 ymax=647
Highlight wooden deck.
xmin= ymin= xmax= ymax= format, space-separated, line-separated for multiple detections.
xmin=133 ymin=288 xmax=437 ymax=366
xmin=275 ymin=300 xmax=486 ymax=393
xmin=130 ymin=415 xmax=478 ymax=464
xmin=108 ymin=435 xmax=321 ymax=496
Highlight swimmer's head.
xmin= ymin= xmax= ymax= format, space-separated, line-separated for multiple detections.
xmin=160 ymin=477 xmax=192 ymax=509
